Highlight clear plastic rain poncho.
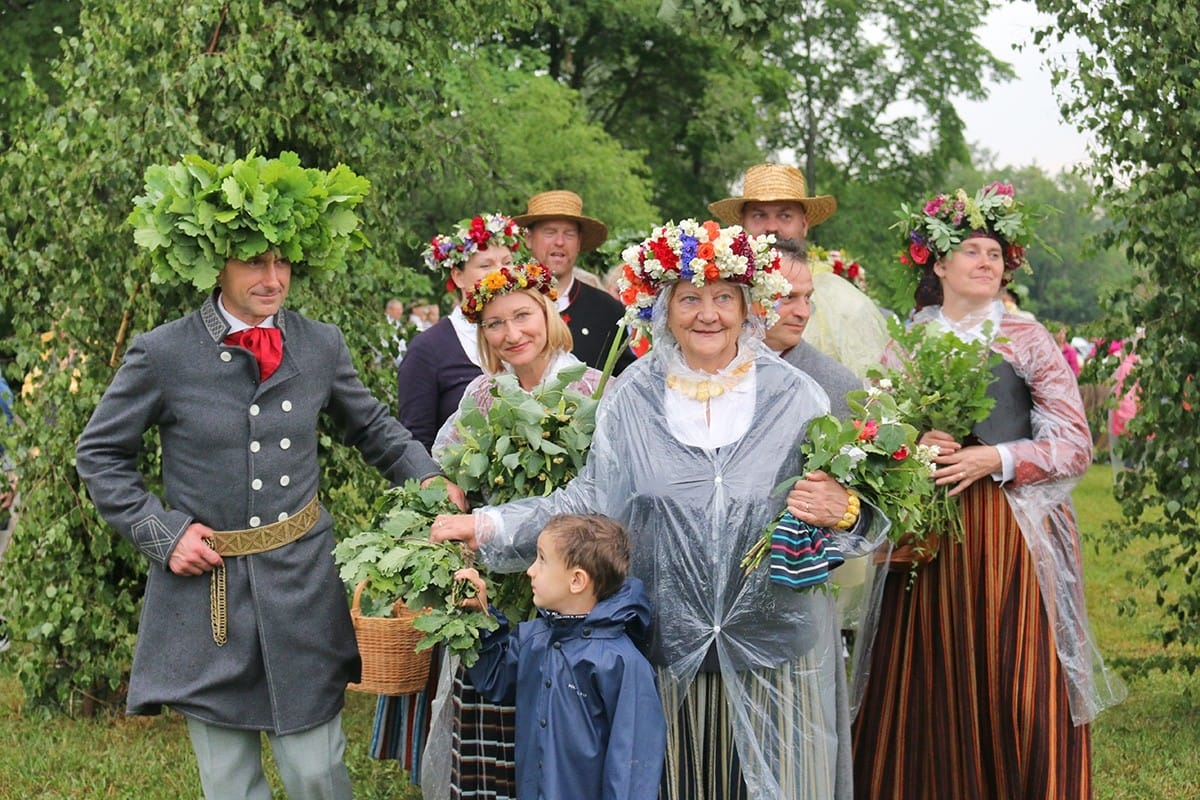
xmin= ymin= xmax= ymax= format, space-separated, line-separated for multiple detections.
xmin=851 ymin=300 xmax=1127 ymax=726
xmin=471 ymin=293 xmax=885 ymax=799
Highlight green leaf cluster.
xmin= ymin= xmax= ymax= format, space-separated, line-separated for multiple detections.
xmin=864 ymin=316 xmax=1001 ymax=542
xmin=129 ymin=151 xmax=371 ymax=290
xmin=799 ymin=389 xmax=935 ymax=542
xmin=333 ymin=479 xmax=498 ymax=667
xmin=869 ymin=317 xmax=1000 ymax=441
xmin=742 ymin=386 xmax=937 ymax=577
xmin=438 ymin=363 xmax=599 ymax=505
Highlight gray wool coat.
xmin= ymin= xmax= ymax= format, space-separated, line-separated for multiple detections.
xmin=76 ymin=294 xmax=440 ymax=734
xmin=781 ymin=340 xmax=864 ymax=421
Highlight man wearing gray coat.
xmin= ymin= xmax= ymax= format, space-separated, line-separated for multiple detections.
xmin=76 ymin=153 xmax=465 ymax=800
xmin=764 ymin=249 xmax=863 ymax=420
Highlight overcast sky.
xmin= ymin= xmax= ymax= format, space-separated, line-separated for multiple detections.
xmin=958 ymin=1 xmax=1091 ymax=174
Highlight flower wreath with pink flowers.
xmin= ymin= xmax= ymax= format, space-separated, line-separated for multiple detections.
xmin=462 ymin=262 xmax=558 ymax=323
xmin=894 ymin=182 xmax=1038 ymax=276
xmin=422 ymin=212 xmax=522 ymax=272
xmin=616 ymin=218 xmax=790 ymax=336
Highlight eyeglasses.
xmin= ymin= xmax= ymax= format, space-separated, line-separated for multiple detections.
xmin=479 ymin=310 xmax=537 ymax=334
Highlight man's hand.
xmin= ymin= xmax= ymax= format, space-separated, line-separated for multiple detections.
xmin=421 ymin=475 xmax=470 ymax=512
xmin=168 ymin=523 xmax=224 ymax=576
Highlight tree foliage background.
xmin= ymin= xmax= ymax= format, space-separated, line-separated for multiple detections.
xmin=0 ymin=0 xmax=1135 ymax=711
xmin=1035 ymin=0 xmax=1200 ymax=669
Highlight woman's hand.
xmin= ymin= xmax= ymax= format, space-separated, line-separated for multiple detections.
xmin=431 ymin=513 xmax=478 ymax=550
xmin=787 ymin=470 xmax=852 ymax=528
xmin=923 ymin=429 xmax=1001 ymax=497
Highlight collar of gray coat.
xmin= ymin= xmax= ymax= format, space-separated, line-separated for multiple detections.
xmin=201 ymin=291 xmax=288 ymax=342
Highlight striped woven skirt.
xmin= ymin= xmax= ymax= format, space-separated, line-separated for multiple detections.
xmin=449 ymin=667 xmax=518 ymax=799
xmin=659 ymin=643 xmax=851 ymax=799
xmin=369 ymin=654 xmax=517 ymax=798
xmin=851 ymin=479 xmax=1091 ymax=799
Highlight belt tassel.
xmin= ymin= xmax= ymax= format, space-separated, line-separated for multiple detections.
xmin=209 ymin=562 xmax=228 ymax=646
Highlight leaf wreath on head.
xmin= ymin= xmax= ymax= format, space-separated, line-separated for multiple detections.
xmin=128 ymin=151 xmax=371 ymax=290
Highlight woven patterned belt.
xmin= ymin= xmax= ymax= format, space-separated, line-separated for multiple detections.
xmin=203 ymin=495 xmax=321 ymax=645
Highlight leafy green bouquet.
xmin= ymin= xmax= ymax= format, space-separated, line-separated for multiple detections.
xmin=435 ymin=361 xmax=600 ymax=618
xmin=438 ymin=362 xmax=599 ymax=503
xmin=333 ymin=478 xmax=499 ymax=667
xmin=867 ymin=316 xmax=1001 ymax=552
xmin=740 ymin=387 xmax=937 ymax=574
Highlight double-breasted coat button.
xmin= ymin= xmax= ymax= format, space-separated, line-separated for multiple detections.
xmin=278 ymin=512 xmax=289 ymax=522
xmin=220 ymin=352 xmax=232 ymax=362
xmin=251 ymin=479 xmax=263 ymax=490
xmin=281 ymin=400 xmax=292 ymax=412
xmin=249 ymin=516 xmax=261 ymax=527
xmin=280 ymin=438 xmax=291 ymax=450
xmin=249 ymin=404 xmax=260 ymax=416
xmin=250 ymin=441 xmax=261 ymax=453
xmin=280 ymin=475 xmax=290 ymax=486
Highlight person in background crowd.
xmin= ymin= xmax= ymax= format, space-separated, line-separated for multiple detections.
xmin=513 ymin=190 xmax=636 ymax=373
xmin=710 ymin=162 xmax=889 ymax=378
xmin=76 ymin=151 xmax=466 ymax=800
xmin=383 ymin=298 xmax=408 ymax=364
xmin=1057 ymin=324 xmax=1081 ymax=377
xmin=397 ymin=213 xmax=522 ymax=452
xmin=763 ymin=248 xmax=863 ymax=420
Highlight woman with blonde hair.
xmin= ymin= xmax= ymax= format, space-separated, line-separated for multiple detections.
xmin=433 ymin=262 xmax=602 ymax=455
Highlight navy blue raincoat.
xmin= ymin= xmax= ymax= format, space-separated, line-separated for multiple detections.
xmin=466 ymin=576 xmax=666 ymax=800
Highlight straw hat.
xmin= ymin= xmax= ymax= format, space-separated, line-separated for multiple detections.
xmin=512 ymin=190 xmax=609 ymax=252
xmin=707 ymin=163 xmax=837 ymax=228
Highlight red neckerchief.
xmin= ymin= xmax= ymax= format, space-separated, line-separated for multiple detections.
xmin=224 ymin=327 xmax=283 ymax=380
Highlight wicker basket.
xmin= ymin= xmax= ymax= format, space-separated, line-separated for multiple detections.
xmin=347 ymin=580 xmax=433 ymax=696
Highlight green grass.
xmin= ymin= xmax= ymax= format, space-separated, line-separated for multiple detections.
xmin=1 ymin=464 xmax=1197 ymax=798
xmin=1076 ymin=464 xmax=1200 ymax=800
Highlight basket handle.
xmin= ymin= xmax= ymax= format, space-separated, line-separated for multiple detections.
xmin=352 ymin=579 xmax=368 ymax=613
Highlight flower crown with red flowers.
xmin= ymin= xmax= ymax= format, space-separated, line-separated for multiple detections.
xmin=616 ymin=219 xmax=789 ymax=335
xmin=422 ymin=212 xmax=522 ymax=272
xmin=462 ymin=262 xmax=558 ymax=323
xmin=894 ymin=182 xmax=1037 ymax=274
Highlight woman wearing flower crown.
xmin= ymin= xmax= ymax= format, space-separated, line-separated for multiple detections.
xmin=850 ymin=183 xmax=1126 ymax=799
xmin=432 ymin=219 xmax=885 ymax=799
xmin=431 ymin=262 xmax=603 ymax=457
xmin=408 ymin=262 xmax=606 ymax=800
xmin=396 ymin=212 xmax=523 ymax=452
xmin=381 ymin=212 xmax=523 ymax=793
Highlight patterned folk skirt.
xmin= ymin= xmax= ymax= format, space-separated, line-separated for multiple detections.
xmin=851 ymin=479 xmax=1092 ymax=799
xmin=369 ymin=654 xmax=517 ymax=798
xmin=449 ymin=668 xmax=518 ymax=799
xmin=659 ymin=648 xmax=852 ymax=800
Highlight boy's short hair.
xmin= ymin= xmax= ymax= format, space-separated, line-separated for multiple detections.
xmin=541 ymin=514 xmax=630 ymax=601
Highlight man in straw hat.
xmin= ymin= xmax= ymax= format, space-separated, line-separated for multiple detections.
xmin=514 ymin=190 xmax=635 ymax=373
xmin=76 ymin=152 xmax=466 ymax=800
xmin=709 ymin=163 xmax=889 ymax=378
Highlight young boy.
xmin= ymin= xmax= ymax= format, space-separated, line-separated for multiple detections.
xmin=455 ymin=513 xmax=666 ymax=799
